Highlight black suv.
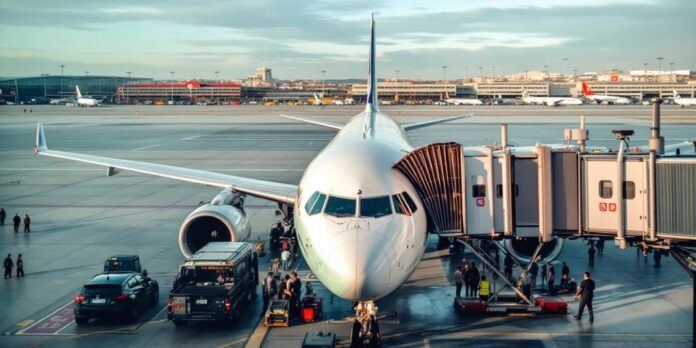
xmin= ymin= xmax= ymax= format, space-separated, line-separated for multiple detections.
xmin=74 ymin=272 xmax=159 ymax=325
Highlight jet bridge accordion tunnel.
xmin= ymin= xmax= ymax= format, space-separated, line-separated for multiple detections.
xmin=393 ymin=142 xmax=696 ymax=246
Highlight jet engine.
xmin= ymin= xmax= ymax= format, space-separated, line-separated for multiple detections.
xmin=503 ymin=238 xmax=564 ymax=265
xmin=178 ymin=189 xmax=251 ymax=258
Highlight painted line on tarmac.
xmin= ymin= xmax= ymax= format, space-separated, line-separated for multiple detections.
xmin=17 ymin=301 xmax=74 ymax=336
xmin=217 ymin=337 xmax=249 ymax=348
xmin=244 ymin=313 xmax=269 ymax=348
xmin=131 ymin=144 xmax=162 ymax=151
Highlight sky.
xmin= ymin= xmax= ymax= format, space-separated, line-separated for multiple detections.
xmin=0 ymin=0 xmax=693 ymax=80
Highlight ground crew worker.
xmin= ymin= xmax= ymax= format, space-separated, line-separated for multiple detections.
xmin=16 ymin=254 xmax=24 ymax=277
xmin=281 ymin=249 xmax=291 ymax=270
xmin=277 ymin=274 xmax=287 ymax=300
xmin=547 ymin=262 xmax=555 ymax=295
xmin=291 ymin=271 xmax=302 ymax=320
xmin=0 ymin=208 xmax=6 ymax=225
xmin=478 ymin=275 xmax=491 ymax=302
xmin=653 ymin=250 xmax=662 ymax=268
xmin=597 ymin=239 xmax=605 ymax=255
xmin=518 ymin=271 xmax=531 ymax=303
xmin=469 ymin=261 xmax=480 ymax=297
xmin=23 ymin=214 xmax=31 ymax=233
xmin=13 ymin=214 xmax=21 ymax=233
xmin=463 ymin=263 xmax=472 ymax=297
xmin=4 ymin=254 xmax=13 ymax=279
xmin=262 ymin=272 xmax=276 ymax=314
xmin=504 ymin=254 xmax=514 ymax=281
xmin=573 ymin=272 xmax=595 ymax=322
xmin=562 ymin=262 xmax=570 ymax=278
xmin=454 ymin=266 xmax=464 ymax=298
xmin=588 ymin=245 xmax=596 ymax=266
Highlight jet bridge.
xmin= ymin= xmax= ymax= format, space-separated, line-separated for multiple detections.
xmin=394 ymin=105 xmax=696 ymax=247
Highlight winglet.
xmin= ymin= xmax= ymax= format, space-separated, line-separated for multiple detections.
xmin=34 ymin=123 xmax=47 ymax=154
xmin=365 ymin=14 xmax=378 ymax=112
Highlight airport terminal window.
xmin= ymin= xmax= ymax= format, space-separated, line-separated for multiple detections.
xmin=360 ymin=196 xmax=392 ymax=218
xmin=401 ymin=192 xmax=418 ymax=213
xmin=599 ymin=180 xmax=613 ymax=199
xmin=472 ymin=185 xmax=486 ymax=198
xmin=623 ymin=181 xmax=636 ymax=199
xmin=324 ymin=196 xmax=356 ymax=217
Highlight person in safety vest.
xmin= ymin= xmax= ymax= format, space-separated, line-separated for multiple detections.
xmin=478 ymin=275 xmax=491 ymax=302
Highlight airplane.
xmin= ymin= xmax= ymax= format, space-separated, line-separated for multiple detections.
xmin=444 ymin=92 xmax=483 ymax=105
xmin=581 ymin=82 xmax=631 ymax=105
xmin=521 ymin=88 xmax=583 ymax=106
xmin=32 ymin=16 xmax=562 ymax=313
xmin=75 ymin=86 xmax=100 ymax=107
xmin=672 ymin=89 xmax=696 ymax=107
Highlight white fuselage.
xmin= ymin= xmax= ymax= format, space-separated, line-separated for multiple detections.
xmin=674 ymin=97 xmax=696 ymax=107
xmin=77 ymin=97 xmax=99 ymax=107
xmin=522 ymin=96 xmax=583 ymax=106
xmin=294 ymin=109 xmax=428 ymax=301
xmin=446 ymin=98 xmax=483 ymax=106
xmin=586 ymin=95 xmax=631 ymax=104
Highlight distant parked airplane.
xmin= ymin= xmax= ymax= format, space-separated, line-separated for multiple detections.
xmin=444 ymin=92 xmax=483 ymax=105
xmin=672 ymin=89 xmax=696 ymax=107
xmin=76 ymin=86 xmax=100 ymax=107
xmin=521 ymin=88 xmax=582 ymax=106
xmin=582 ymin=82 xmax=631 ymax=105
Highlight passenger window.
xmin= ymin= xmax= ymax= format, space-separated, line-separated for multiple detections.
xmin=401 ymin=192 xmax=418 ymax=213
xmin=304 ymin=191 xmax=320 ymax=214
xmin=472 ymin=185 xmax=486 ymax=198
xmin=360 ymin=196 xmax=392 ymax=218
xmin=309 ymin=194 xmax=326 ymax=215
xmin=623 ymin=181 xmax=635 ymax=199
xmin=599 ymin=180 xmax=613 ymax=199
xmin=324 ymin=196 xmax=356 ymax=217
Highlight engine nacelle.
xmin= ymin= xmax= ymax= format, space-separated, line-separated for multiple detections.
xmin=503 ymin=238 xmax=564 ymax=265
xmin=178 ymin=203 xmax=251 ymax=258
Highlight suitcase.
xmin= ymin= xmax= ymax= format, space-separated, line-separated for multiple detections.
xmin=265 ymin=299 xmax=289 ymax=327
xmin=301 ymin=296 xmax=323 ymax=323
xmin=535 ymin=296 xmax=568 ymax=314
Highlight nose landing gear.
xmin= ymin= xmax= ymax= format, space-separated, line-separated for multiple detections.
xmin=351 ymin=301 xmax=382 ymax=347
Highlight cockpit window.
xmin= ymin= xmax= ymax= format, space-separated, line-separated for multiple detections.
xmin=324 ymin=196 xmax=356 ymax=217
xmin=360 ymin=196 xmax=392 ymax=218
xmin=392 ymin=194 xmax=406 ymax=215
xmin=304 ymin=191 xmax=320 ymax=214
xmin=401 ymin=192 xmax=418 ymax=213
xmin=309 ymin=194 xmax=326 ymax=215
xmin=304 ymin=191 xmax=326 ymax=216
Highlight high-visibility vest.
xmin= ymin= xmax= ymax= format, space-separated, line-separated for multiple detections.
xmin=479 ymin=280 xmax=490 ymax=296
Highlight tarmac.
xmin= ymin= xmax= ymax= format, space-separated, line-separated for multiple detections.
xmin=0 ymin=104 xmax=695 ymax=347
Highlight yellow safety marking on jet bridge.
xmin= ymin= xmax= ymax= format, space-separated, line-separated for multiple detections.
xmin=16 ymin=320 xmax=34 ymax=327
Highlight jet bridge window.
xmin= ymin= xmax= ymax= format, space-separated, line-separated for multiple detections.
xmin=599 ymin=180 xmax=613 ymax=199
xmin=623 ymin=181 xmax=636 ymax=199
xmin=304 ymin=191 xmax=327 ymax=216
xmin=324 ymin=196 xmax=356 ymax=217
xmin=495 ymin=184 xmax=519 ymax=198
xmin=360 ymin=196 xmax=392 ymax=218
xmin=472 ymin=185 xmax=486 ymax=198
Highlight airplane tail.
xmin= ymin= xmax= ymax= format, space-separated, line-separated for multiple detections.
xmin=365 ymin=14 xmax=378 ymax=112
xmin=673 ymin=89 xmax=681 ymax=99
xmin=76 ymin=85 xmax=82 ymax=98
xmin=582 ymin=82 xmax=594 ymax=95
xmin=521 ymin=88 xmax=528 ymax=97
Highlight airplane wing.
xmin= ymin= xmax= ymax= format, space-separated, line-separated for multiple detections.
xmin=281 ymin=114 xmax=344 ymax=131
xmin=402 ymin=114 xmax=471 ymax=131
xmin=33 ymin=123 xmax=297 ymax=205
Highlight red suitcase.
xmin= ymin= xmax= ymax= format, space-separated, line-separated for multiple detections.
xmin=301 ymin=296 xmax=323 ymax=323
xmin=535 ymin=296 xmax=568 ymax=314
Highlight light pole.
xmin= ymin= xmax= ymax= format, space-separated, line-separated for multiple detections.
xmin=126 ymin=71 xmax=131 ymax=104
xmin=464 ymin=66 xmax=468 ymax=81
xmin=524 ymin=69 xmax=529 ymax=81
xmin=562 ymin=58 xmax=568 ymax=79
xmin=544 ymin=65 xmax=549 ymax=81
xmin=170 ymin=71 xmax=175 ymax=104
xmin=669 ymin=62 xmax=674 ymax=83
xmin=215 ymin=70 xmax=220 ymax=82
xmin=59 ymin=64 xmax=65 ymax=97
xmin=441 ymin=65 xmax=448 ymax=82
xmin=478 ymin=66 xmax=483 ymax=80
xmin=394 ymin=69 xmax=400 ymax=101
xmin=321 ymin=70 xmax=326 ymax=97
xmin=491 ymin=66 xmax=496 ymax=81
xmin=573 ymin=68 xmax=578 ymax=79
xmin=643 ymin=62 xmax=648 ymax=81
xmin=657 ymin=57 xmax=663 ymax=82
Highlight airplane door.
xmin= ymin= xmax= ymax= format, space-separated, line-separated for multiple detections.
xmin=464 ymin=155 xmax=494 ymax=235
xmin=514 ymin=157 xmax=539 ymax=237
xmin=625 ymin=158 xmax=647 ymax=235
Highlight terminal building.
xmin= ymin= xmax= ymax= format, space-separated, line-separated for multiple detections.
xmin=0 ymin=75 xmax=151 ymax=103
xmin=352 ymin=81 xmax=459 ymax=102
xmin=116 ymin=80 xmax=242 ymax=104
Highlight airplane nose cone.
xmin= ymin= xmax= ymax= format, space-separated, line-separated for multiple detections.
xmin=324 ymin=226 xmax=391 ymax=301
